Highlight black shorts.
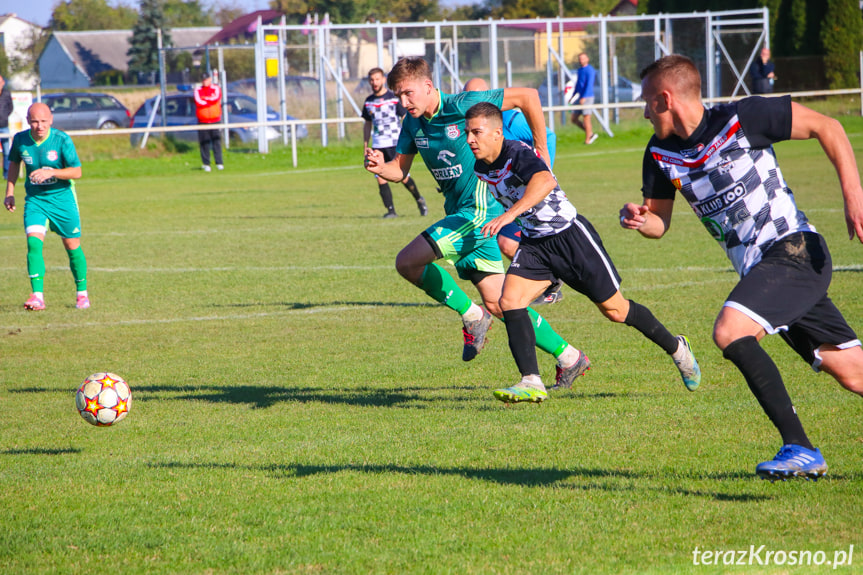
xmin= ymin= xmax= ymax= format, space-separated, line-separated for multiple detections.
xmin=725 ymin=232 xmax=860 ymax=368
xmin=509 ymin=214 xmax=621 ymax=304
xmin=377 ymin=146 xmax=397 ymax=163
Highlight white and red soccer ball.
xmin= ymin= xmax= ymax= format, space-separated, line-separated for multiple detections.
xmin=75 ymin=372 xmax=132 ymax=426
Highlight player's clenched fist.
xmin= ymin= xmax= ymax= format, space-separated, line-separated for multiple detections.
xmin=364 ymin=148 xmax=384 ymax=173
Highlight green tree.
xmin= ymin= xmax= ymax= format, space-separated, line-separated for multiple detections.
xmin=0 ymin=45 xmax=9 ymax=78
xmin=163 ymin=0 xmax=214 ymax=28
xmin=491 ymin=0 xmax=618 ymax=19
xmin=269 ymin=0 xmax=442 ymax=23
xmin=820 ymin=0 xmax=863 ymax=89
xmin=49 ymin=0 xmax=138 ymax=31
xmin=127 ymin=0 xmax=171 ymax=81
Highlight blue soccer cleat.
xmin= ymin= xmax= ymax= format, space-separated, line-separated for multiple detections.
xmin=755 ymin=444 xmax=828 ymax=481
xmin=673 ymin=335 xmax=701 ymax=391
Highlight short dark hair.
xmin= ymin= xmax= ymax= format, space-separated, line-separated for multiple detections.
xmin=368 ymin=67 xmax=385 ymax=78
xmin=387 ymin=57 xmax=432 ymax=91
xmin=465 ymin=102 xmax=503 ymax=126
xmin=639 ymin=55 xmax=701 ymax=98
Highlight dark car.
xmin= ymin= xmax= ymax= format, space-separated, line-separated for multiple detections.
xmin=129 ymin=92 xmax=308 ymax=146
xmin=42 ymin=92 xmax=131 ymax=130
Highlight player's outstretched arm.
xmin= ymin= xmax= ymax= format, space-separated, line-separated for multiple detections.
xmin=502 ymin=87 xmax=550 ymax=166
xmin=789 ymin=102 xmax=863 ymax=242
xmin=619 ymin=199 xmax=673 ymax=239
xmin=4 ymin=161 xmax=19 ymax=212
xmin=481 ymin=171 xmax=556 ymax=238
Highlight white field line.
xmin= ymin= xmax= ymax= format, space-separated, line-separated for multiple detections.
xmin=2 ymin=264 xmax=861 ymax=332
xmin=0 ymin=305 xmax=358 ymax=332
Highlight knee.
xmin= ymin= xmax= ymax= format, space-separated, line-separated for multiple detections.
xmin=486 ymin=300 xmax=503 ymax=319
xmin=602 ymin=308 xmax=628 ymax=323
xmin=712 ymin=323 xmax=741 ymax=351
xmin=394 ymin=251 xmax=420 ymax=282
xmin=497 ymin=237 xmax=518 ymax=261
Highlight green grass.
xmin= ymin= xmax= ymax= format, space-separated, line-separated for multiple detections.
xmin=1 ymin=116 xmax=862 ymax=575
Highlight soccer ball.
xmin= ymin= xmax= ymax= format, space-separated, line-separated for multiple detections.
xmin=75 ymin=372 xmax=132 ymax=426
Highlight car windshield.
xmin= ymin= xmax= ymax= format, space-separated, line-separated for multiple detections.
xmin=232 ymin=97 xmax=257 ymax=115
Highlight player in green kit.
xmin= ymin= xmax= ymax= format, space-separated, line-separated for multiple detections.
xmin=364 ymin=57 xmax=589 ymax=393
xmin=4 ymin=102 xmax=89 ymax=311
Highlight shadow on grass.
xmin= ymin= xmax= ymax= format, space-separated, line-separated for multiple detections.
xmin=1 ymin=447 xmax=82 ymax=455
xmin=132 ymin=383 xmax=475 ymax=409
xmin=147 ymin=460 xmax=775 ymax=501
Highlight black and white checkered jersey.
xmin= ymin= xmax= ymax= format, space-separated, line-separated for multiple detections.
xmin=475 ymin=139 xmax=578 ymax=238
xmin=361 ymin=90 xmax=405 ymax=149
xmin=642 ymin=95 xmax=816 ymax=277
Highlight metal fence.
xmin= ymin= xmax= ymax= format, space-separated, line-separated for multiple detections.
xmin=249 ymin=8 xmax=776 ymax=152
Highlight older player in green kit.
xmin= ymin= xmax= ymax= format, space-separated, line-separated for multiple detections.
xmin=364 ymin=57 xmax=589 ymax=391
xmin=4 ymin=102 xmax=89 ymax=311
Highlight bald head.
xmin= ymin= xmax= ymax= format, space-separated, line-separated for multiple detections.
xmin=464 ymin=77 xmax=489 ymax=92
xmin=28 ymin=102 xmax=52 ymax=119
xmin=640 ymin=54 xmax=701 ymax=102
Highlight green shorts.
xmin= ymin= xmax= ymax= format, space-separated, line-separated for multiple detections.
xmin=422 ymin=210 xmax=505 ymax=281
xmin=23 ymin=189 xmax=82 ymax=238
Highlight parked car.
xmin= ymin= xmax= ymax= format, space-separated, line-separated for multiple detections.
xmin=537 ymin=72 xmax=642 ymax=107
xmin=129 ymin=92 xmax=308 ymax=146
xmin=42 ymin=92 xmax=131 ymax=130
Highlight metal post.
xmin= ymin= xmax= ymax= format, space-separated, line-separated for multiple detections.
xmin=705 ymin=12 xmax=715 ymax=99
xmin=218 ymin=47 xmax=228 ymax=148
xmin=599 ymin=16 xmax=609 ymax=129
xmin=157 ymin=29 xmax=167 ymax=127
xmin=278 ymin=18 xmax=288 ymax=145
xmin=255 ymin=17 xmax=268 ymax=153
xmin=376 ymin=21 xmax=384 ymax=67
xmin=434 ymin=24 xmax=442 ymax=89
xmin=545 ymin=20 xmax=555 ymax=132
xmin=453 ymin=24 xmax=460 ymax=86
xmin=318 ymin=23 xmax=328 ymax=146
xmin=489 ymin=20 xmax=498 ymax=89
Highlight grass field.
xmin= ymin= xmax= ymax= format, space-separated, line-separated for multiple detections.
xmin=1 ymin=116 xmax=862 ymax=574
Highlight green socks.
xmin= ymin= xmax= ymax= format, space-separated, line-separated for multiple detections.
xmin=526 ymin=307 xmax=569 ymax=358
xmin=26 ymin=236 xmax=45 ymax=293
xmin=67 ymin=246 xmax=88 ymax=292
xmin=419 ymin=263 xmax=473 ymax=315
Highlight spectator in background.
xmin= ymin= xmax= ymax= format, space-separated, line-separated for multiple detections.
xmin=362 ymin=67 xmax=427 ymax=218
xmin=0 ymin=75 xmax=13 ymax=179
xmin=751 ymin=47 xmax=775 ymax=95
xmin=569 ymin=53 xmax=598 ymax=145
xmin=194 ymin=73 xmax=223 ymax=172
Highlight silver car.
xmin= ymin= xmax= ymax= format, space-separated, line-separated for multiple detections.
xmin=42 ymin=93 xmax=131 ymax=130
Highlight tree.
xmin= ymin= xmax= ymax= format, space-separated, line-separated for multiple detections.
xmin=491 ymin=0 xmax=618 ymax=19
xmin=162 ymin=0 xmax=214 ymax=28
xmin=127 ymin=0 xmax=171 ymax=82
xmin=49 ymin=0 xmax=138 ymax=31
xmin=820 ymin=0 xmax=863 ymax=89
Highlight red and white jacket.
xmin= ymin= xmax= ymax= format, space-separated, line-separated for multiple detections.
xmin=194 ymin=83 xmax=222 ymax=124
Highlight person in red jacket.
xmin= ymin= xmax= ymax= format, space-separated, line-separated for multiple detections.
xmin=194 ymin=73 xmax=223 ymax=171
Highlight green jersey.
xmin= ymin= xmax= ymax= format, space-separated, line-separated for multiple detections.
xmin=9 ymin=128 xmax=81 ymax=197
xmin=397 ymin=89 xmax=505 ymax=217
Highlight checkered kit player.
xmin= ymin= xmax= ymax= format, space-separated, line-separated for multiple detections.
xmin=464 ymin=102 xmax=700 ymax=403
xmin=364 ymin=57 xmax=591 ymax=387
xmin=362 ymin=67 xmax=427 ymax=218
xmin=621 ymin=55 xmax=863 ymax=480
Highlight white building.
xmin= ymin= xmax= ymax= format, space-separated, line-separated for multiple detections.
xmin=0 ymin=13 xmax=42 ymax=88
